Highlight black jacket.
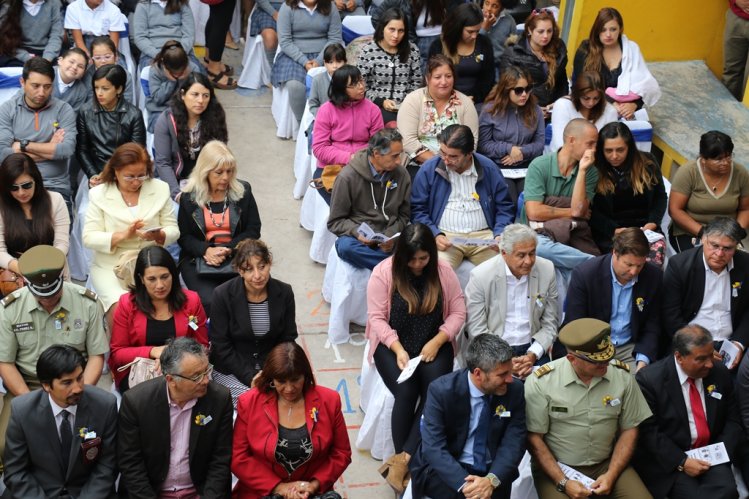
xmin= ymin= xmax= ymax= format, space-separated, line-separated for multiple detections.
xmin=177 ymin=180 xmax=262 ymax=260
xmin=500 ymin=35 xmax=568 ymax=108
xmin=209 ymin=276 xmax=298 ymax=385
xmin=75 ymin=98 xmax=146 ymax=179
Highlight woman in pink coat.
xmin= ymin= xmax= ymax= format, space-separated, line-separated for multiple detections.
xmin=366 ymin=223 xmax=466 ymax=491
xmin=311 ymin=64 xmax=384 ymax=204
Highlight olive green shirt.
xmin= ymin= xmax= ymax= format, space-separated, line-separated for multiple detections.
xmin=524 ymin=357 xmax=652 ymax=467
xmin=0 ymin=282 xmax=109 ymax=386
xmin=519 ymin=152 xmax=599 ymax=225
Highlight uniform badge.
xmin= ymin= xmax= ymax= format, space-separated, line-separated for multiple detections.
xmin=74 ymin=318 xmax=83 ymax=330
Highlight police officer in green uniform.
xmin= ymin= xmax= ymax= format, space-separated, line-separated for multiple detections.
xmin=0 ymin=245 xmax=109 ymax=464
xmin=525 ymin=318 xmax=653 ymax=499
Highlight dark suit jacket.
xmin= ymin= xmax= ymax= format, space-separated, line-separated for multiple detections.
xmin=634 ymin=356 xmax=742 ymax=497
xmin=409 ymin=369 xmax=526 ymax=497
xmin=209 ymin=276 xmax=297 ymax=385
xmin=662 ymin=247 xmax=749 ymax=346
xmin=117 ymin=377 xmax=233 ymax=498
xmin=3 ymin=386 xmax=118 ymax=498
xmin=564 ymin=254 xmax=663 ymax=362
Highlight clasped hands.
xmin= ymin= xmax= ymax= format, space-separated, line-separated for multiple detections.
xmin=272 ymin=479 xmax=320 ymax=499
xmin=203 ymin=246 xmax=232 ymax=267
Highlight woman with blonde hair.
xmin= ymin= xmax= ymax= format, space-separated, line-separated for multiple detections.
xmin=178 ymin=140 xmax=261 ymax=314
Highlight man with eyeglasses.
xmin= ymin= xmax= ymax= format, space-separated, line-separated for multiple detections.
xmin=663 ymin=216 xmax=749 ymax=370
xmin=0 ymin=245 xmax=109 ymax=471
xmin=0 ymin=57 xmax=77 ymax=212
xmin=118 ymin=337 xmax=233 ymax=499
xmin=411 ymin=124 xmax=514 ymax=269
xmin=525 ymin=318 xmax=653 ymax=499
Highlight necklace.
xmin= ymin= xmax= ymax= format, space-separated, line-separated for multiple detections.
xmin=121 ymin=192 xmax=137 ymax=207
xmin=700 ymin=160 xmax=725 ymax=192
xmin=280 ymin=398 xmax=304 ymax=417
xmin=208 ymin=197 xmax=228 ymax=227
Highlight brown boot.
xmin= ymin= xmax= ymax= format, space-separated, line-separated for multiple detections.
xmin=378 ymin=452 xmax=410 ymax=493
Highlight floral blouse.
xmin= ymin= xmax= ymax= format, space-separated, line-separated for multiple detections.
xmin=417 ymin=90 xmax=463 ymax=154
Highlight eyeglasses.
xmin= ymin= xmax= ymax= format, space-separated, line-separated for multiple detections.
xmin=531 ymin=8 xmax=552 ymax=16
xmin=705 ymin=240 xmax=737 ymax=254
xmin=172 ymin=364 xmax=213 ymax=383
xmin=706 ymin=154 xmax=733 ymax=165
xmin=512 ymin=86 xmax=532 ymax=96
xmin=121 ymin=175 xmax=149 ymax=182
xmin=346 ymin=80 xmax=365 ymax=89
xmin=10 ymin=181 xmax=34 ymax=191
xmin=92 ymin=54 xmax=115 ymax=62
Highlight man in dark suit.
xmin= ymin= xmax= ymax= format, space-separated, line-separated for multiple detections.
xmin=409 ymin=334 xmax=526 ymax=499
xmin=3 ymin=344 xmax=118 ymax=498
xmin=634 ymin=324 xmax=741 ymax=498
xmin=564 ymin=228 xmax=663 ymax=371
xmin=663 ymin=217 xmax=749 ymax=368
xmin=117 ymin=337 xmax=233 ymax=499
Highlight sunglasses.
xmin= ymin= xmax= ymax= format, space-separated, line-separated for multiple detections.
xmin=10 ymin=181 xmax=34 ymax=192
xmin=512 ymin=86 xmax=532 ymax=96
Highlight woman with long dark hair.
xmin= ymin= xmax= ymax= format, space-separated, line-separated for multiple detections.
xmin=358 ymin=8 xmax=422 ymax=123
xmin=271 ymin=0 xmax=342 ymax=124
xmin=500 ymin=9 xmax=567 ymax=119
xmin=478 ymin=65 xmax=545 ymax=204
xmin=428 ymin=2 xmax=494 ymax=105
xmin=591 ymin=121 xmax=666 ymax=255
xmin=572 ymin=7 xmax=660 ymax=120
xmin=366 ymin=223 xmax=466 ymax=492
xmin=153 ymin=71 xmax=229 ymax=199
xmin=550 ymin=70 xmax=618 ymax=151
xmin=0 ymin=154 xmax=69 ymax=292
xmin=0 ymin=0 xmax=23 ymax=66
xmin=146 ymin=41 xmax=201 ymax=132
xmin=311 ymin=65 xmax=383 ymax=203
xmin=109 ymin=245 xmax=208 ymax=393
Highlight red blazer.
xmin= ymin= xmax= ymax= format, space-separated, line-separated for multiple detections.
xmin=109 ymin=290 xmax=208 ymax=386
xmin=231 ymin=385 xmax=352 ymax=498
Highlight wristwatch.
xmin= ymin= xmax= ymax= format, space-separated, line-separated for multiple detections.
xmin=556 ymin=477 xmax=568 ymax=493
xmin=19 ymin=139 xmax=29 ymax=152
xmin=677 ymin=456 xmax=687 ymax=472
xmin=485 ymin=473 xmax=500 ymax=489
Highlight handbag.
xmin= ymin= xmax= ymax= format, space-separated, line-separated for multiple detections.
xmin=0 ymin=269 xmax=24 ymax=296
xmin=113 ymin=249 xmax=141 ymax=290
xmin=310 ymin=164 xmax=344 ymax=193
xmin=117 ymin=357 xmax=160 ymax=388
xmin=195 ymin=257 xmax=235 ymax=276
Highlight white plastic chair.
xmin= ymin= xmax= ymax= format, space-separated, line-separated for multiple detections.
xmin=68 ymin=172 xmax=94 ymax=282
xmin=623 ymin=120 xmax=653 ymax=153
xmin=271 ymin=84 xmax=300 ymax=139
xmin=118 ymin=18 xmax=137 ymax=104
xmin=299 ymin=179 xmax=336 ymax=263
xmin=0 ymin=67 xmax=22 ymax=104
xmin=321 ymin=244 xmax=371 ymax=345
xmin=189 ymin=0 xmax=210 ymax=47
xmin=238 ymin=8 xmax=271 ymax=89
xmin=292 ymin=66 xmax=327 ymax=198
xmin=139 ymin=66 xmax=154 ymax=155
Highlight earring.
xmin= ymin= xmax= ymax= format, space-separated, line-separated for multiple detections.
xmin=269 ymin=381 xmax=275 ymax=388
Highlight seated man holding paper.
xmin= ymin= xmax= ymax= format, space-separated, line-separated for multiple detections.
xmin=411 ymin=124 xmax=514 ymax=269
xmin=564 ymin=228 xmax=663 ymax=373
xmin=328 ymin=128 xmax=412 ymax=270
xmin=525 ymin=318 xmax=653 ymax=499
xmin=634 ymin=324 xmax=741 ymax=499
xmin=662 ymin=217 xmax=749 ymax=369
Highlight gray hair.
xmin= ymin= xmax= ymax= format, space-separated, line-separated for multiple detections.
xmin=160 ymin=337 xmax=208 ymax=377
xmin=367 ymin=128 xmax=403 ymax=156
xmin=465 ymin=334 xmax=513 ymax=372
xmin=673 ymin=324 xmax=713 ymax=356
xmin=499 ymin=224 xmax=538 ymax=254
xmin=702 ymin=216 xmax=747 ymax=244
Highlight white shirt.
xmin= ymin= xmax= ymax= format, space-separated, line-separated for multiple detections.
xmin=692 ymin=255 xmax=733 ymax=341
xmin=22 ymin=0 xmax=43 ymax=16
xmin=503 ymin=263 xmax=545 ymax=359
xmin=56 ymin=71 xmax=75 ymax=95
xmin=49 ymin=395 xmax=78 ymax=440
xmin=674 ymin=357 xmax=707 ymax=447
xmin=64 ymin=0 xmax=125 ymax=35
xmin=438 ymin=161 xmax=487 ymax=234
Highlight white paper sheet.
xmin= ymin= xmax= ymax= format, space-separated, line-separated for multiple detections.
xmin=686 ymin=442 xmax=730 ymax=466
xmin=451 ymin=237 xmax=498 ymax=247
xmin=557 ymin=462 xmax=594 ymax=489
xmin=396 ymin=355 xmax=422 ymax=384
xmin=357 ymin=222 xmax=400 ymax=243
xmin=719 ymin=341 xmax=740 ymax=368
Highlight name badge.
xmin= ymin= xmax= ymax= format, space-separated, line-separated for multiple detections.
xmin=710 ymin=391 xmax=723 ymax=400
xmin=12 ymin=322 xmax=34 ymax=333
xmin=550 ymin=406 xmax=568 ymax=413
xmin=499 ymin=411 xmax=511 ymax=418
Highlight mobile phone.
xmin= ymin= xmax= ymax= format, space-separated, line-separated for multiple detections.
xmin=142 ymin=226 xmax=162 ymax=233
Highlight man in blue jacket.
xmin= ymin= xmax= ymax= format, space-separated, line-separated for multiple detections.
xmin=411 ymin=124 xmax=514 ymax=269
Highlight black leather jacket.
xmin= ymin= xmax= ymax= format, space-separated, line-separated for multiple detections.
xmin=75 ymin=98 xmax=146 ymax=179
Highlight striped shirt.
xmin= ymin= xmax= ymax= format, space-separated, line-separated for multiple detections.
xmin=247 ymin=300 xmax=271 ymax=337
xmin=438 ymin=161 xmax=488 ymax=234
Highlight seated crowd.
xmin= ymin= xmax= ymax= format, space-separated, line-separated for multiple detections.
xmin=1 ymin=1 xmax=749 ymax=499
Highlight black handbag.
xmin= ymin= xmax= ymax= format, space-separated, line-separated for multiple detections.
xmin=195 ymin=233 xmax=235 ymax=276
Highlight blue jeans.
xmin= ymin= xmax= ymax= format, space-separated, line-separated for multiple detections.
xmin=536 ymin=234 xmax=593 ymax=282
xmin=335 ymin=235 xmax=389 ymax=270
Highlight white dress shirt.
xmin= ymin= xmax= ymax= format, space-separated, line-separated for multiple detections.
xmin=674 ymin=357 xmax=707 ymax=447
xmin=692 ymin=255 xmax=733 ymax=341
xmin=438 ymin=161 xmax=487 ymax=234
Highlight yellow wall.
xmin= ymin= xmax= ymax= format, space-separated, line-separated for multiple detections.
xmin=560 ymin=0 xmax=727 ymax=77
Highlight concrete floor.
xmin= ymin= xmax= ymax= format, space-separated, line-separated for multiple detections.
xmin=210 ymin=46 xmax=394 ymax=498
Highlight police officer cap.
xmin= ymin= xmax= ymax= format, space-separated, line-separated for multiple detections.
xmin=18 ymin=245 xmax=65 ymax=297
xmin=559 ymin=318 xmax=615 ymax=363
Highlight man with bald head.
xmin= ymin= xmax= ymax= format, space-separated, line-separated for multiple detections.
xmin=519 ymin=118 xmax=599 ymax=281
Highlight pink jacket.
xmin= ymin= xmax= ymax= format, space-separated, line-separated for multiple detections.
xmin=312 ymin=98 xmax=384 ymax=168
xmin=365 ymin=257 xmax=466 ymax=363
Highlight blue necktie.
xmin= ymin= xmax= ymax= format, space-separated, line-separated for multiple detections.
xmin=472 ymin=395 xmax=491 ymax=473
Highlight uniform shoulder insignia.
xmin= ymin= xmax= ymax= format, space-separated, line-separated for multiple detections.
xmin=611 ymin=359 xmax=630 ymax=372
xmin=534 ymin=364 xmax=554 ymax=378
xmin=1 ymin=293 xmax=17 ymax=307
xmin=81 ymin=288 xmax=98 ymax=301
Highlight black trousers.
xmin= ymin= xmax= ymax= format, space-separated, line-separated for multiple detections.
xmin=179 ymin=258 xmax=235 ymax=316
xmin=417 ymin=465 xmax=512 ymax=499
xmin=205 ymin=0 xmax=237 ymax=63
xmin=666 ymin=463 xmax=737 ymax=499
xmin=373 ymin=342 xmax=452 ymax=455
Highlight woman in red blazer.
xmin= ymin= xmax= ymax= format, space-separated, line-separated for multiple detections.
xmin=232 ymin=342 xmax=351 ymax=498
xmin=109 ymin=246 xmax=208 ymax=392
